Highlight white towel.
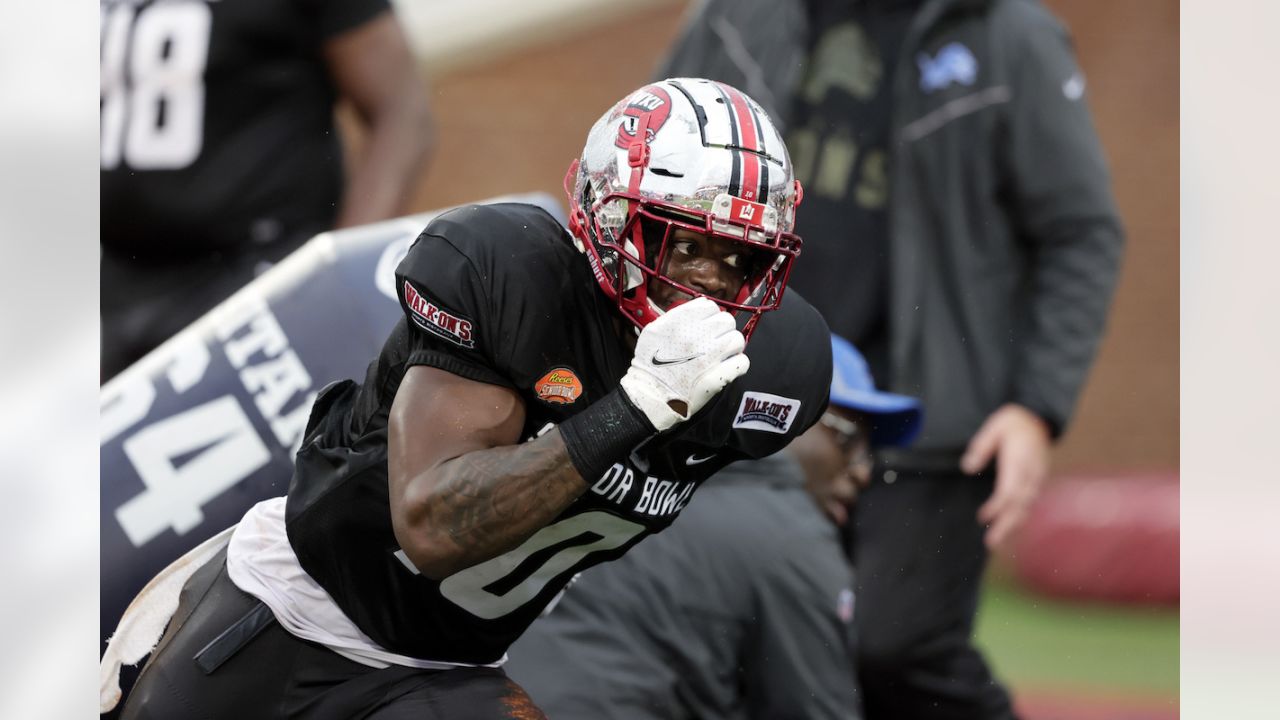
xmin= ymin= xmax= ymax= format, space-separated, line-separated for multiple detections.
xmin=99 ymin=525 xmax=236 ymax=714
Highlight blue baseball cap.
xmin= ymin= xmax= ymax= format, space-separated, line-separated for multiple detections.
xmin=829 ymin=334 xmax=923 ymax=447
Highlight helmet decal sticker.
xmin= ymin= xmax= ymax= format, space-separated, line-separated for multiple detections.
xmin=614 ymin=86 xmax=673 ymax=150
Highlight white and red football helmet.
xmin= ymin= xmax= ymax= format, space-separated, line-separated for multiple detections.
xmin=565 ymin=77 xmax=803 ymax=340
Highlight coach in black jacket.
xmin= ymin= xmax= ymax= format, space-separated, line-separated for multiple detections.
xmin=660 ymin=0 xmax=1124 ymax=717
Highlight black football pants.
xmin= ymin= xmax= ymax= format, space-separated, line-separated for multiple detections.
xmin=848 ymin=463 xmax=1020 ymax=720
xmin=120 ymin=549 xmax=547 ymax=720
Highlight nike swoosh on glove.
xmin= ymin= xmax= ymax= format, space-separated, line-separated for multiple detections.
xmin=619 ymin=297 xmax=749 ymax=432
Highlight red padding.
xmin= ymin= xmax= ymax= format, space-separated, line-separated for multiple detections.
xmin=1007 ymin=473 xmax=1179 ymax=606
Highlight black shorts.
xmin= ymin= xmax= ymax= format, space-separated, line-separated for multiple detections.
xmin=120 ymin=549 xmax=546 ymax=720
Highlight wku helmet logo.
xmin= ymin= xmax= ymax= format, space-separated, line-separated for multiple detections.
xmin=615 ymin=86 xmax=673 ymax=149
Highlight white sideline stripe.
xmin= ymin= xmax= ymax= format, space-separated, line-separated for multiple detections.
xmin=391 ymin=0 xmax=686 ymax=75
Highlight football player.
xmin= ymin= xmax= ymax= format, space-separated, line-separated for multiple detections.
xmin=100 ymin=0 xmax=433 ymax=380
xmin=108 ymin=78 xmax=831 ymax=719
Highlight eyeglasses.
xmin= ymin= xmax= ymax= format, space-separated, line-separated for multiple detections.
xmin=819 ymin=411 xmax=865 ymax=455
xmin=819 ymin=411 xmax=874 ymax=472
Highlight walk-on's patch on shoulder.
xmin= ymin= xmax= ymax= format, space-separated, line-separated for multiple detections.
xmin=733 ymin=391 xmax=800 ymax=434
xmin=403 ymin=280 xmax=476 ymax=348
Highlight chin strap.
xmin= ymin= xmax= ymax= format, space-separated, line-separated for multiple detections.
xmin=621 ymin=112 xmax=656 ymax=319
xmin=626 ymin=113 xmax=653 ymax=195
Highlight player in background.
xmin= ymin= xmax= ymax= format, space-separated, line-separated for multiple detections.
xmin=103 ymin=78 xmax=830 ymax=719
xmin=506 ymin=334 xmax=922 ymax=720
xmin=100 ymin=0 xmax=433 ymax=380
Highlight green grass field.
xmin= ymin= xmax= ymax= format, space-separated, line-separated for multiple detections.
xmin=975 ymin=574 xmax=1180 ymax=703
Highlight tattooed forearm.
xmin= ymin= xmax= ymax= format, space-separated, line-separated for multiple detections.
xmin=403 ymin=430 xmax=587 ymax=579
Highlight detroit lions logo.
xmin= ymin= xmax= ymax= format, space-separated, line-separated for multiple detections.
xmin=917 ymin=42 xmax=978 ymax=93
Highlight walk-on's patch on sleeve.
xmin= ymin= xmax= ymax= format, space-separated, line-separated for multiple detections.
xmin=732 ymin=391 xmax=801 ymax=434
xmin=402 ymin=279 xmax=476 ymax=349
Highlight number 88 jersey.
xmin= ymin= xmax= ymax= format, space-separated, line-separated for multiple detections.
xmin=275 ymin=203 xmax=831 ymax=665
xmin=99 ymin=0 xmax=388 ymax=256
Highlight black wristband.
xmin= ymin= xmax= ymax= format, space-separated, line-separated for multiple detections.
xmin=559 ymin=388 xmax=657 ymax=484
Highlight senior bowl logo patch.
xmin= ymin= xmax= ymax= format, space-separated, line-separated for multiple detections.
xmin=402 ymin=280 xmax=475 ymax=348
xmin=733 ymin=391 xmax=801 ymax=434
xmin=535 ymin=367 xmax=584 ymax=405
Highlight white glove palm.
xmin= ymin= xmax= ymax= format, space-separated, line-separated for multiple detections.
xmin=620 ymin=297 xmax=750 ymax=432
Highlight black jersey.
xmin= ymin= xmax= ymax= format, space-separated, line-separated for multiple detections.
xmin=99 ymin=0 xmax=387 ymax=256
xmin=284 ymin=203 xmax=831 ymax=665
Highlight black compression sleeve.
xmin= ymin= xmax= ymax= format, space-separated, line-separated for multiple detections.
xmin=558 ymin=389 xmax=656 ymax=483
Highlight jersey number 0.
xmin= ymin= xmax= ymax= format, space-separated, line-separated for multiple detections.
xmin=101 ymin=1 xmax=211 ymax=170
xmin=437 ymin=511 xmax=646 ymax=620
